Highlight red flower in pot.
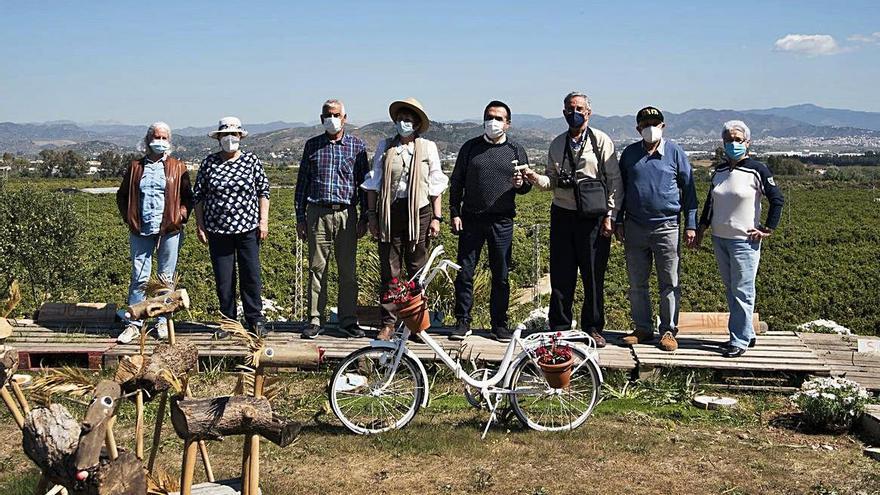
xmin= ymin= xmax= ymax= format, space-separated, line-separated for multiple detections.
xmin=380 ymin=278 xmax=430 ymax=333
xmin=535 ymin=332 xmax=575 ymax=389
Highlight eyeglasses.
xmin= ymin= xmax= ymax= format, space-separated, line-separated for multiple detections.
xmin=321 ymin=112 xmax=343 ymax=118
xmin=485 ymin=116 xmax=506 ymax=122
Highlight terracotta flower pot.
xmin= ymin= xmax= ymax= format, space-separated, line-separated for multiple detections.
xmin=538 ymin=357 xmax=574 ymax=389
xmin=396 ymin=294 xmax=430 ymax=334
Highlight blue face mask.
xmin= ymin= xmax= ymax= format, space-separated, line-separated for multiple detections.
xmin=724 ymin=141 xmax=748 ymax=161
xmin=396 ymin=120 xmax=415 ymax=137
xmin=564 ymin=110 xmax=586 ymax=129
xmin=149 ymin=140 xmax=171 ymax=154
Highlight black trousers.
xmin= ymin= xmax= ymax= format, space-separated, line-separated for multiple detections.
xmin=207 ymin=228 xmax=263 ymax=324
xmin=548 ymin=205 xmax=610 ymax=333
xmin=453 ymin=214 xmax=513 ymax=329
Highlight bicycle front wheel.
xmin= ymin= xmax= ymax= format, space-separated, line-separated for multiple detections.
xmin=509 ymin=347 xmax=600 ymax=432
xmin=328 ymin=347 xmax=425 ymax=434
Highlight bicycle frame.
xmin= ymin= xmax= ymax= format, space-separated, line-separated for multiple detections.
xmin=362 ymin=244 xmax=604 ymax=437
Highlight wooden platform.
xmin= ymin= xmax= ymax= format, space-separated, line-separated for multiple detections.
xmin=5 ymin=320 xmax=879 ymax=392
xmin=629 ymin=331 xmax=830 ymax=373
xmin=797 ymin=332 xmax=880 ymax=391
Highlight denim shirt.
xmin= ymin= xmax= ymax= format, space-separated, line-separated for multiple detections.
xmin=139 ymin=158 xmax=166 ymax=235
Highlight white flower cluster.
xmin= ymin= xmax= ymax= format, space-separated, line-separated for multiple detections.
xmin=792 ymin=376 xmax=870 ymax=422
xmin=521 ymin=307 xmax=550 ymax=334
xmin=797 ymin=319 xmax=852 ymax=335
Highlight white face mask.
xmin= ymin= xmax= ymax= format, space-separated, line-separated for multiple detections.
xmin=323 ymin=117 xmax=343 ymax=134
xmin=220 ymin=135 xmax=240 ymax=152
xmin=149 ymin=140 xmax=171 ymax=154
xmin=484 ymin=119 xmax=506 ymax=140
xmin=396 ymin=120 xmax=415 ymax=138
xmin=640 ymin=125 xmax=663 ymax=144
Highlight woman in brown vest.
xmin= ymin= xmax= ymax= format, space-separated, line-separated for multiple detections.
xmin=362 ymin=98 xmax=448 ymax=340
xmin=115 ymin=122 xmax=193 ymax=344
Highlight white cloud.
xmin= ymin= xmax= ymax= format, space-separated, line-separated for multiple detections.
xmin=773 ymin=34 xmax=842 ymax=56
xmin=848 ymin=32 xmax=880 ymax=44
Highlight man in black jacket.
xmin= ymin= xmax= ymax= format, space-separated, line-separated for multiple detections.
xmin=449 ymin=100 xmax=532 ymax=341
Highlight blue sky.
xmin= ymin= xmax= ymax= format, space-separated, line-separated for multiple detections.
xmin=2 ymin=0 xmax=878 ymax=126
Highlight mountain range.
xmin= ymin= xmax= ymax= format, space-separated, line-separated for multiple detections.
xmin=2 ymin=104 xmax=879 ymax=159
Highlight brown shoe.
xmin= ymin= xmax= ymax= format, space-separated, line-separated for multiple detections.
xmin=589 ymin=330 xmax=606 ymax=348
xmin=658 ymin=331 xmax=678 ymax=352
xmin=376 ymin=325 xmax=394 ymax=341
xmin=621 ymin=329 xmax=653 ymax=346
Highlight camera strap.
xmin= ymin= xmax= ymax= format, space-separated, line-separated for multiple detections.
xmin=563 ymin=128 xmax=606 ymax=186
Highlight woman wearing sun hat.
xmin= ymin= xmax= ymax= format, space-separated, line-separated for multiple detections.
xmin=193 ymin=116 xmax=270 ymax=338
xmin=361 ymin=98 xmax=448 ymax=340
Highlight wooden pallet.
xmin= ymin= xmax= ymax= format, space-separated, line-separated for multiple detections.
xmin=629 ymin=331 xmax=830 ymax=375
xmin=7 ymin=322 xmax=116 ymax=369
xmin=797 ymin=332 xmax=880 ymax=392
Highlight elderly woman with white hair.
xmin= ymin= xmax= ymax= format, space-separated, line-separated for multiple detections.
xmin=696 ymin=120 xmax=784 ymax=358
xmin=115 ymin=121 xmax=193 ymax=343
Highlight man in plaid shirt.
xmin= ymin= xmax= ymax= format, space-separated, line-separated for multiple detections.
xmin=295 ymin=99 xmax=370 ymax=338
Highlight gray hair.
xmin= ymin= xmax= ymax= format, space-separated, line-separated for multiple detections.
xmin=564 ymin=91 xmax=592 ymax=110
xmin=138 ymin=121 xmax=172 ymax=154
xmin=322 ymin=99 xmax=346 ymax=116
xmin=722 ymin=120 xmax=751 ymax=141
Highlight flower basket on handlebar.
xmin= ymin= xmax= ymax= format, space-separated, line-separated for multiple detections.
xmin=535 ymin=332 xmax=575 ymax=389
xmin=381 ymin=278 xmax=430 ymax=333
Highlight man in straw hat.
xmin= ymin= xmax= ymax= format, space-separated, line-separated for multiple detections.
xmin=296 ymin=99 xmax=370 ymax=339
xmin=361 ymin=98 xmax=448 ymax=340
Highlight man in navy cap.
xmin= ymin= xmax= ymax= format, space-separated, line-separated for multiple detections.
xmin=616 ymin=106 xmax=698 ymax=352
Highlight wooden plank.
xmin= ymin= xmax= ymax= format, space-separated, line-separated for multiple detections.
xmin=36 ymin=302 xmax=118 ymax=325
xmin=641 ymin=360 xmax=827 ymax=372
xmin=677 ymin=312 xmax=761 ymax=335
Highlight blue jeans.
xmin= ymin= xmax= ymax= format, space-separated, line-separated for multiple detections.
xmin=712 ymin=236 xmax=761 ymax=350
xmin=126 ymin=231 xmax=183 ymax=326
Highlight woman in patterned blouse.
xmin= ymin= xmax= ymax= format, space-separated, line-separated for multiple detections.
xmin=193 ymin=117 xmax=270 ymax=338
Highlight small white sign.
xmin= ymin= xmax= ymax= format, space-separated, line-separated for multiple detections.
xmin=857 ymin=339 xmax=880 ymax=354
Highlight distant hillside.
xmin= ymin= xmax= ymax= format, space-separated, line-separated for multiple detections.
xmin=746 ymin=103 xmax=880 ymax=131
xmin=3 ymin=104 xmax=880 ymax=157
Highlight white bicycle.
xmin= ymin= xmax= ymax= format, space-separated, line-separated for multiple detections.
xmin=328 ymin=245 xmax=603 ymax=438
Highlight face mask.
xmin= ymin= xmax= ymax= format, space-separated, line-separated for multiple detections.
xmin=724 ymin=141 xmax=748 ymax=161
xmin=220 ymin=135 xmax=240 ymax=153
xmin=565 ymin=111 xmax=586 ymax=129
xmin=396 ymin=120 xmax=415 ymax=137
xmin=323 ymin=117 xmax=343 ymax=134
xmin=484 ymin=119 xmax=505 ymax=140
xmin=149 ymin=140 xmax=170 ymax=154
xmin=640 ymin=126 xmax=663 ymax=144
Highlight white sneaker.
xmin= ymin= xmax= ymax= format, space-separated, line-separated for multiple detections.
xmin=117 ymin=324 xmax=141 ymax=344
xmin=154 ymin=321 xmax=168 ymax=340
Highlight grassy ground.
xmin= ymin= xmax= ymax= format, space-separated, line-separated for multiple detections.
xmin=0 ymin=369 xmax=876 ymax=495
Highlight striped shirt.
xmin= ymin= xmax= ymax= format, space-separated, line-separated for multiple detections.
xmin=295 ymin=132 xmax=370 ymax=223
xmin=699 ymin=158 xmax=784 ymax=240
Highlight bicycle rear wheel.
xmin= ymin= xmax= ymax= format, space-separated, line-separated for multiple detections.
xmin=329 ymin=347 xmax=425 ymax=434
xmin=509 ymin=347 xmax=600 ymax=432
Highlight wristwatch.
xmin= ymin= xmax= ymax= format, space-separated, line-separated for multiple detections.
xmin=432 ymin=215 xmax=443 ymax=223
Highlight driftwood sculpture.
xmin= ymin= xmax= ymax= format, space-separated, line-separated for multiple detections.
xmin=170 ymin=395 xmax=300 ymax=446
xmin=114 ymin=342 xmax=198 ymax=398
xmin=125 ymin=289 xmax=190 ymax=322
xmin=0 ymin=345 xmax=26 ymax=429
xmin=22 ymin=389 xmax=147 ymax=495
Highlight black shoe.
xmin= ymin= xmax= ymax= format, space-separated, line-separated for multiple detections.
xmin=213 ymin=329 xmax=229 ymax=340
xmin=722 ymin=345 xmax=747 ymax=358
xmin=449 ymin=320 xmax=472 ymax=341
xmin=719 ymin=338 xmax=756 ymax=349
xmin=491 ymin=326 xmax=513 ymax=342
xmin=250 ymin=319 xmax=268 ymax=338
xmin=340 ymin=323 xmax=366 ymax=338
xmin=302 ymin=324 xmax=323 ymax=339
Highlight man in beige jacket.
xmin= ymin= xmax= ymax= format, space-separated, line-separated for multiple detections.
xmin=524 ymin=91 xmax=623 ymax=347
